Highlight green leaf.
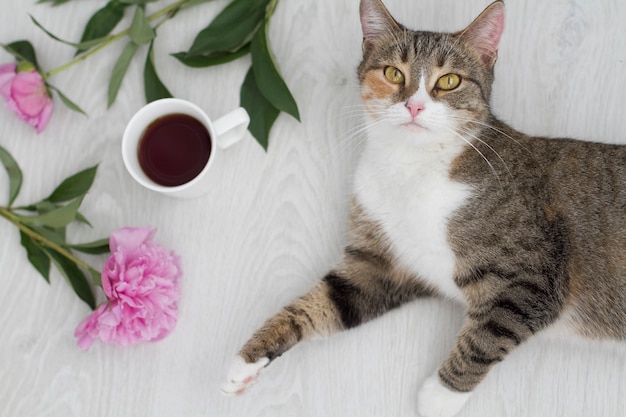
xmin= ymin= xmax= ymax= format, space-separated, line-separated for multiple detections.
xmin=20 ymin=232 xmax=51 ymax=283
xmin=75 ymin=0 xmax=127 ymax=55
xmin=75 ymin=212 xmax=93 ymax=227
xmin=172 ymin=43 xmax=250 ymax=68
xmin=108 ymin=41 xmax=139 ymax=108
xmin=37 ymin=0 xmax=74 ymax=5
xmin=144 ymin=41 xmax=172 ymax=103
xmin=0 ymin=145 xmax=23 ymax=207
xmin=1 ymin=40 xmax=39 ymax=68
xmin=89 ymin=267 xmax=102 ymax=287
xmin=250 ymin=20 xmax=300 ymax=121
xmin=28 ymin=225 xmax=67 ymax=245
xmin=19 ymin=196 xmax=83 ymax=228
xmin=47 ymin=165 xmax=98 ymax=203
xmin=180 ymin=0 xmax=215 ymax=9
xmin=186 ymin=0 xmax=269 ymax=56
xmin=64 ymin=238 xmax=110 ymax=255
xmin=42 ymin=247 xmax=96 ymax=310
xmin=34 ymin=200 xmax=57 ymax=214
xmin=54 ymin=90 xmax=87 ymax=115
xmin=46 ymin=84 xmax=87 ymax=115
xmin=29 ymin=15 xmax=111 ymax=51
xmin=240 ymin=66 xmax=280 ymax=150
xmin=129 ymin=6 xmax=155 ymax=46
xmin=119 ymin=0 xmax=159 ymax=4
xmin=13 ymin=200 xmax=58 ymax=214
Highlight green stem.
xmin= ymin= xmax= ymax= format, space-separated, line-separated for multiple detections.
xmin=0 ymin=206 xmax=101 ymax=284
xmin=266 ymin=0 xmax=279 ymax=18
xmin=44 ymin=0 xmax=191 ymax=78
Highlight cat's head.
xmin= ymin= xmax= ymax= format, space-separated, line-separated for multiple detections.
xmin=358 ymin=0 xmax=505 ymax=145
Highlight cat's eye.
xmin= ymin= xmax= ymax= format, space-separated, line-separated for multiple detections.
xmin=436 ymin=73 xmax=461 ymax=91
xmin=384 ymin=66 xmax=405 ymax=84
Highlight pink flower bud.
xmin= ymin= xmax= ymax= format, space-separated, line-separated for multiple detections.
xmin=0 ymin=62 xmax=53 ymax=133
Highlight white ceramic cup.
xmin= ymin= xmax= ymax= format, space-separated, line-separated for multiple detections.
xmin=122 ymin=98 xmax=249 ymax=199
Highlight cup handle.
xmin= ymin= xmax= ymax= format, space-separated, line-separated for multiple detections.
xmin=213 ymin=107 xmax=250 ymax=149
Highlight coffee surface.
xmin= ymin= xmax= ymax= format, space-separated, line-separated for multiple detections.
xmin=138 ymin=113 xmax=211 ymax=187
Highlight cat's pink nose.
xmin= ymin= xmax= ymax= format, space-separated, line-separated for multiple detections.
xmin=406 ymin=101 xmax=425 ymax=118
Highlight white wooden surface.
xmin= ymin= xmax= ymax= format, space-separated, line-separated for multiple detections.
xmin=1 ymin=1 xmax=625 ymax=416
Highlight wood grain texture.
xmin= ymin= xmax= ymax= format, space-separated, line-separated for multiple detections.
xmin=0 ymin=1 xmax=624 ymax=416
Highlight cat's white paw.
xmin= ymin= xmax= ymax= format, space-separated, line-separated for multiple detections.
xmin=417 ymin=374 xmax=472 ymax=417
xmin=220 ymin=356 xmax=270 ymax=396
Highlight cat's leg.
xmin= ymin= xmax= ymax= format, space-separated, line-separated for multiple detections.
xmin=417 ymin=278 xmax=563 ymax=417
xmin=221 ymin=245 xmax=431 ymax=395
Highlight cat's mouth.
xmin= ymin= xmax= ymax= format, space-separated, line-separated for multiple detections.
xmin=402 ymin=120 xmax=428 ymax=133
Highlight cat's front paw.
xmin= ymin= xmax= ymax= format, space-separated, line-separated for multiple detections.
xmin=220 ymin=356 xmax=270 ymax=396
xmin=417 ymin=374 xmax=472 ymax=417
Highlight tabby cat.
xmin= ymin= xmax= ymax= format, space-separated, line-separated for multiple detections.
xmin=221 ymin=1 xmax=626 ymax=415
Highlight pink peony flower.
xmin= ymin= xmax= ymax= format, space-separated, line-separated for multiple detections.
xmin=75 ymin=227 xmax=182 ymax=350
xmin=0 ymin=62 xmax=53 ymax=133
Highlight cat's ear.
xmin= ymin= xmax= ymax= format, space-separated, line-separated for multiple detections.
xmin=360 ymin=0 xmax=401 ymax=52
xmin=458 ymin=1 xmax=505 ymax=67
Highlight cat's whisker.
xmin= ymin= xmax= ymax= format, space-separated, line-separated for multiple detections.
xmin=438 ymin=125 xmax=503 ymax=188
xmin=332 ymin=117 xmax=385 ymax=155
xmin=450 ymin=116 xmax=534 ymax=156
xmin=452 ymin=124 xmax=515 ymax=181
xmin=340 ymin=108 xmax=392 ymax=123
xmin=340 ymin=118 xmax=385 ymax=143
xmin=331 ymin=129 xmax=366 ymax=157
xmin=338 ymin=104 xmax=388 ymax=113
xmin=334 ymin=102 xmax=392 ymax=125
xmin=334 ymin=110 xmax=370 ymax=121
xmin=336 ymin=111 xmax=385 ymax=122
xmin=334 ymin=114 xmax=384 ymax=128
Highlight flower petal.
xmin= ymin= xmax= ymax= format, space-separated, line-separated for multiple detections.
xmin=0 ymin=63 xmax=16 ymax=99
xmin=109 ymin=226 xmax=155 ymax=254
xmin=35 ymin=97 xmax=53 ymax=133
xmin=74 ymin=303 xmax=108 ymax=351
xmin=10 ymin=71 xmax=49 ymax=117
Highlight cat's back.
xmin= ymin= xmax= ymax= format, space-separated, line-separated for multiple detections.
xmin=542 ymin=137 xmax=626 ymax=339
xmin=454 ymin=125 xmax=626 ymax=340
xmin=542 ymin=137 xmax=626 ymax=225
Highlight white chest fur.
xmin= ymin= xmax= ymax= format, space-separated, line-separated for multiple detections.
xmin=353 ymin=131 xmax=473 ymax=301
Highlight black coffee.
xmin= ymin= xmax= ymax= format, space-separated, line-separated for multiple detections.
xmin=138 ymin=113 xmax=211 ymax=187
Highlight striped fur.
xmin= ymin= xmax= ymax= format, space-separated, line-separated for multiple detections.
xmin=224 ymin=1 xmax=625 ymax=414
xmin=236 ymin=201 xmax=434 ymax=364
